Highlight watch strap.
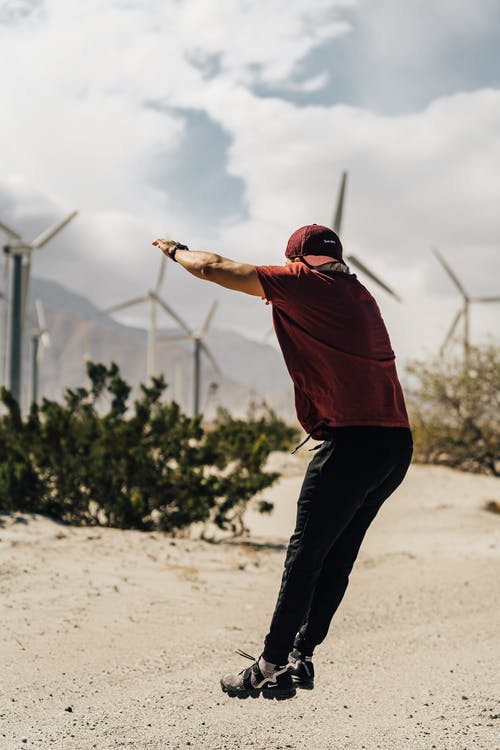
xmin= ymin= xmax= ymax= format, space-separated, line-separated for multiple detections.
xmin=169 ymin=242 xmax=189 ymax=262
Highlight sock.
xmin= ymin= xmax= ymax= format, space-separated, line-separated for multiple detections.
xmin=258 ymin=656 xmax=278 ymax=677
xmin=249 ymin=656 xmax=278 ymax=687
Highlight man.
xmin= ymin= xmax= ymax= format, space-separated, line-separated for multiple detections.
xmin=153 ymin=225 xmax=412 ymax=701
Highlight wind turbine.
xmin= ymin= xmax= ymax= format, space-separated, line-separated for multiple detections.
xmin=0 ymin=210 xmax=78 ymax=402
xmin=432 ymin=246 xmax=500 ymax=361
xmin=104 ymin=256 xmax=186 ymax=379
xmin=158 ymin=300 xmax=222 ymax=416
xmin=333 ymin=171 xmax=402 ymax=302
xmin=30 ymin=299 xmax=51 ymax=405
xmin=0 ymin=257 xmax=8 ymax=386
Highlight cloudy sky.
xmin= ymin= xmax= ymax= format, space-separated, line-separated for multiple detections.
xmin=0 ymin=0 xmax=499 ymax=366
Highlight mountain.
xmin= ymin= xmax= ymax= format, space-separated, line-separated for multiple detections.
xmin=1 ymin=275 xmax=297 ymax=423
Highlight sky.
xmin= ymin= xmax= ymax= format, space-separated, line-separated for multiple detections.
xmin=0 ymin=0 xmax=499 ymax=368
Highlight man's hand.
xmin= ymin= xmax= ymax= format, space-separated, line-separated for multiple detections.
xmin=152 ymin=238 xmax=184 ymax=257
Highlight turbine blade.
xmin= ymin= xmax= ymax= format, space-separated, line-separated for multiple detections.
xmin=35 ymin=299 xmax=50 ymax=347
xmin=34 ymin=327 xmax=50 ymax=363
xmin=432 ymin=247 xmax=468 ymax=300
xmin=104 ymin=296 xmax=148 ymax=314
xmin=200 ymin=340 xmax=222 ymax=377
xmin=200 ymin=300 xmax=218 ymax=338
xmin=31 ymin=210 xmax=78 ymax=249
xmin=332 ymin=171 xmax=348 ymax=234
xmin=35 ymin=298 xmax=47 ymax=332
xmin=1 ymin=257 xmax=8 ymax=301
xmin=21 ymin=254 xmax=31 ymax=323
xmin=155 ymin=255 xmax=167 ymax=293
xmin=440 ymin=307 xmax=463 ymax=355
xmin=0 ymin=220 xmax=22 ymax=241
xmin=472 ymin=295 xmax=500 ymax=303
xmin=346 ymin=254 xmax=402 ymax=302
xmin=153 ymin=293 xmax=194 ymax=337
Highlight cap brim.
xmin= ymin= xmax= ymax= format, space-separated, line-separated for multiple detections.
xmin=302 ymin=254 xmax=342 ymax=266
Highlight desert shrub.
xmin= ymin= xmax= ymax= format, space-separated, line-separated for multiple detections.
xmin=0 ymin=389 xmax=44 ymax=512
xmin=406 ymin=344 xmax=500 ymax=476
xmin=200 ymin=403 xmax=299 ymax=534
xmin=0 ymin=362 xmax=299 ymax=534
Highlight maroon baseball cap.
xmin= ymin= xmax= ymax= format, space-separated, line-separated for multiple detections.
xmin=285 ymin=224 xmax=343 ymax=266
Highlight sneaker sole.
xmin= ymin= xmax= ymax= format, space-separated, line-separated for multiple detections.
xmin=221 ymin=682 xmax=296 ymax=701
xmin=291 ymin=676 xmax=314 ymax=690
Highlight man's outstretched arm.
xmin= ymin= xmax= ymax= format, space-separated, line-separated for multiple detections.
xmin=152 ymin=238 xmax=265 ymax=298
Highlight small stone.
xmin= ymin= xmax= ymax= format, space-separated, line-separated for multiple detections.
xmin=64 ymin=706 xmax=73 ymax=713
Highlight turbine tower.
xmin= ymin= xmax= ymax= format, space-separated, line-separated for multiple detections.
xmin=333 ymin=171 xmax=402 ymax=302
xmin=432 ymin=247 xmax=500 ymax=361
xmin=158 ymin=300 xmax=222 ymax=416
xmin=0 ymin=257 xmax=7 ymax=386
xmin=30 ymin=299 xmax=51 ymax=405
xmin=104 ymin=256 xmax=185 ymax=379
xmin=0 ymin=211 xmax=78 ymax=403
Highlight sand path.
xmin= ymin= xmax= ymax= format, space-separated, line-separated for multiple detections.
xmin=1 ymin=461 xmax=499 ymax=749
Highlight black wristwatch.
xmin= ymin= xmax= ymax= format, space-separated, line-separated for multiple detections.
xmin=169 ymin=242 xmax=189 ymax=262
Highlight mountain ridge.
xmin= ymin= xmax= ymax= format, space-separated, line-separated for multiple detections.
xmin=1 ymin=275 xmax=298 ymax=423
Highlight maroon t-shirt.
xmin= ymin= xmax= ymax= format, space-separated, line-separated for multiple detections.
xmin=255 ymin=262 xmax=410 ymax=439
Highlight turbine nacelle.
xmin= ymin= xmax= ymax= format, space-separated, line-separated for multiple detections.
xmin=2 ymin=240 xmax=32 ymax=255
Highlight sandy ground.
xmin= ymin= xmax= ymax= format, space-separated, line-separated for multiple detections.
xmin=1 ymin=456 xmax=499 ymax=750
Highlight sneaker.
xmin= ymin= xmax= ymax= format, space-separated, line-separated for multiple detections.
xmin=288 ymin=648 xmax=315 ymax=690
xmin=220 ymin=649 xmax=296 ymax=700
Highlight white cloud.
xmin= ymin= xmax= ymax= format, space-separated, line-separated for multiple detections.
xmin=171 ymin=0 xmax=352 ymax=85
xmin=335 ymin=0 xmax=500 ymax=112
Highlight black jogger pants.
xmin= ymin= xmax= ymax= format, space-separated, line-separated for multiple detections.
xmin=262 ymin=426 xmax=413 ymax=665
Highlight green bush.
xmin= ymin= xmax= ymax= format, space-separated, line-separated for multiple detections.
xmin=0 ymin=362 xmax=300 ymax=534
xmin=406 ymin=344 xmax=500 ymax=476
xmin=201 ymin=402 xmax=298 ymax=535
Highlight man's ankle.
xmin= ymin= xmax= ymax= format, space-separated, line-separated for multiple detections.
xmin=257 ymin=656 xmax=278 ymax=677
